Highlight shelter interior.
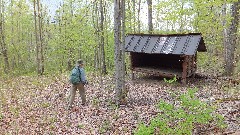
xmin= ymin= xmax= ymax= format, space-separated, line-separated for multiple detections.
xmin=130 ymin=52 xmax=190 ymax=79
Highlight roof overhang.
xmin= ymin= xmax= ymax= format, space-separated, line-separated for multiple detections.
xmin=125 ymin=33 xmax=207 ymax=55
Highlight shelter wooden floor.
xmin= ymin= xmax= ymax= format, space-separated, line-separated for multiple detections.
xmin=133 ymin=67 xmax=183 ymax=78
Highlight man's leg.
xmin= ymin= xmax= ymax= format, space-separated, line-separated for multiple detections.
xmin=66 ymin=89 xmax=71 ymax=102
xmin=68 ymin=85 xmax=77 ymax=109
xmin=78 ymin=83 xmax=86 ymax=105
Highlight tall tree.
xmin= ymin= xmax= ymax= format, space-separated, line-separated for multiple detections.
xmin=100 ymin=0 xmax=107 ymax=74
xmin=114 ymin=0 xmax=127 ymax=105
xmin=67 ymin=0 xmax=74 ymax=71
xmin=34 ymin=0 xmax=41 ymax=75
xmin=147 ymin=0 xmax=153 ymax=33
xmin=37 ymin=0 xmax=44 ymax=74
xmin=0 ymin=0 xmax=9 ymax=73
xmin=132 ymin=0 xmax=136 ymax=32
xmin=10 ymin=0 xmax=14 ymax=67
xmin=137 ymin=0 xmax=141 ymax=32
xmin=33 ymin=0 xmax=44 ymax=75
xmin=224 ymin=1 xmax=240 ymax=76
xmin=92 ymin=0 xmax=101 ymax=71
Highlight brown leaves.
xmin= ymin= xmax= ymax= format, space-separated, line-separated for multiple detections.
xmin=0 ymin=73 xmax=239 ymax=134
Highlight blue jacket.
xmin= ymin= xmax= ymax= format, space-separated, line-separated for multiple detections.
xmin=79 ymin=67 xmax=87 ymax=83
xmin=72 ymin=66 xmax=87 ymax=83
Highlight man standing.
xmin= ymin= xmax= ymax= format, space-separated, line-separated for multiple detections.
xmin=67 ymin=59 xmax=88 ymax=110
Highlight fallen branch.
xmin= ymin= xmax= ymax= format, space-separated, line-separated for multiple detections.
xmin=214 ymin=98 xmax=240 ymax=103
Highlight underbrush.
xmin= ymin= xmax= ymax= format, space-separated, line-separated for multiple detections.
xmin=134 ymin=88 xmax=226 ymax=135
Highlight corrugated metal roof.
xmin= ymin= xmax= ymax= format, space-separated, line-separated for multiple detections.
xmin=125 ymin=33 xmax=206 ymax=55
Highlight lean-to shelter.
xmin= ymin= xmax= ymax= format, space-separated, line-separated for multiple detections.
xmin=125 ymin=33 xmax=207 ymax=84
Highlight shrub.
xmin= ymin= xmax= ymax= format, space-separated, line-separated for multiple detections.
xmin=134 ymin=89 xmax=226 ymax=135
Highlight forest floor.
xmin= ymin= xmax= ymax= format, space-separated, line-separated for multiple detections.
xmin=0 ymin=72 xmax=239 ymax=135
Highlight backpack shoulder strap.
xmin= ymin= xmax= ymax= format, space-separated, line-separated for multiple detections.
xmin=78 ymin=67 xmax=81 ymax=82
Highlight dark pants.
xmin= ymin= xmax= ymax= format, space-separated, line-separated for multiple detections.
xmin=67 ymin=83 xmax=86 ymax=108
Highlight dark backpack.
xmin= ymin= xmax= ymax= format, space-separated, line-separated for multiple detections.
xmin=69 ymin=67 xmax=81 ymax=85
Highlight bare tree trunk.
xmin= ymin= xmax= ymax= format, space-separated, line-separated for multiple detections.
xmin=137 ymin=0 xmax=141 ymax=32
xmin=121 ymin=0 xmax=127 ymax=104
xmin=114 ymin=0 xmax=126 ymax=105
xmin=92 ymin=0 xmax=103 ymax=87
xmin=222 ymin=0 xmax=227 ymax=70
xmin=100 ymin=0 xmax=107 ymax=74
xmin=104 ymin=1 xmax=110 ymax=70
xmin=94 ymin=48 xmax=98 ymax=71
xmin=29 ymin=32 xmax=33 ymax=61
xmin=68 ymin=0 xmax=74 ymax=70
xmin=0 ymin=0 xmax=9 ymax=73
xmin=132 ymin=0 xmax=136 ymax=32
xmin=37 ymin=0 xmax=44 ymax=75
xmin=10 ymin=0 xmax=14 ymax=46
xmin=147 ymin=0 xmax=153 ymax=33
xmin=224 ymin=1 xmax=240 ymax=76
xmin=10 ymin=0 xmax=16 ymax=69
xmin=92 ymin=0 xmax=100 ymax=71
xmin=179 ymin=1 xmax=184 ymax=32
xmin=33 ymin=0 xmax=41 ymax=75
xmin=57 ymin=8 xmax=64 ymax=73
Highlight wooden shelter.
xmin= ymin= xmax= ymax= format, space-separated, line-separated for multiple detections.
xmin=125 ymin=33 xmax=207 ymax=84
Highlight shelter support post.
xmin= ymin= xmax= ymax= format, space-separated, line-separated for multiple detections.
xmin=182 ymin=55 xmax=188 ymax=84
xmin=130 ymin=52 xmax=135 ymax=80
xmin=192 ymin=54 xmax=197 ymax=78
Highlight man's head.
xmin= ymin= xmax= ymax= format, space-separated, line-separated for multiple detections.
xmin=76 ymin=59 xmax=84 ymax=67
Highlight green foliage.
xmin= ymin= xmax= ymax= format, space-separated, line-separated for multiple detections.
xmin=9 ymin=106 xmax=20 ymax=117
xmin=92 ymin=97 xmax=100 ymax=106
xmin=77 ymin=123 xmax=85 ymax=129
xmin=41 ymin=102 xmax=50 ymax=108
xmin=0 ymin=113 xmax=3 ymax=121
xmin=48 ymin=116 xmax=57 ymax=124
xmin=164 ymin=75 xmax=177 ymax=84
xmin=197 ymin=52 xmax=225 ymax=74
xmin=134 ymin=88 xmax=226 ymax=135
xmin=0 ymin=0 xmax=239 ymax=77
xmin=99 ymin=119 xmax=111 ymax=134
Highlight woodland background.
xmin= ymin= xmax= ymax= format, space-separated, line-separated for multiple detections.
xmin=0 ymin=0 xmax=239 ymax=76
xmin=0 ymin=0 xmax=240 ymax=134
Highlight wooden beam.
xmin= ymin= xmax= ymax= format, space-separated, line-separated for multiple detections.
xmin=182 ymin=55 xmax=187 ymax=84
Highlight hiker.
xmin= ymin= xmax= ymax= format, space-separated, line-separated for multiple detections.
xmin=67 ymin=59 xmax=88 ymax=109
